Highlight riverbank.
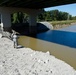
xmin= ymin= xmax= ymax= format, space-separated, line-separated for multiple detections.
xmin=0 ymin=37 xmax=76 ymax=75
xmin=50 ymin=20 xmax=76 ymax=29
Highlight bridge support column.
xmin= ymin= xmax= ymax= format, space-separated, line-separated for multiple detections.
xmin=0 ymin=12 xmax=11 ymax=32
xmin=29 ymin=14 xmax=37 ymax=35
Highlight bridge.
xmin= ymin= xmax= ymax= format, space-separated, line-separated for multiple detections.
xmin=0 ymin=0 xmax=76 ymax=9
xmin=0 ymin=0 xmax=76 ymax=34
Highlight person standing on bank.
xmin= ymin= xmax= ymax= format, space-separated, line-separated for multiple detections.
xmin=11 ymin=30 xmax=18 ymax=48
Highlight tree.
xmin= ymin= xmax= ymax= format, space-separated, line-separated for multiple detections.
xmin=37 ymin=9 xmax=72 ymax=21
xmin=12 ymin=13 xmax=19 ymax=23
xmin=72 ymin=16 xmax=76 ymax=20
xmin=12 ymin=12 xmax=29 ymax=23
xmin=17 ymin=12 xmax=24 ymax=23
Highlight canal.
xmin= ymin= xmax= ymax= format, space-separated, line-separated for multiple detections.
xmin=18 ymin=24 xmax=76 ymax=69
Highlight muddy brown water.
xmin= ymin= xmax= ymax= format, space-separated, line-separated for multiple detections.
xmin=18 ymin=35 xmax=76 ymax=70
xmin=18 ymin=23 xmax=76 ymax=70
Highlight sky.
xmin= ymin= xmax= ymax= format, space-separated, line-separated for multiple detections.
xmin=44 ymin=3 xmax=76 ymax=16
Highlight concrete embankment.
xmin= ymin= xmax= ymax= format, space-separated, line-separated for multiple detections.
xmin=0 ymin=37 xmax=76 ymax=75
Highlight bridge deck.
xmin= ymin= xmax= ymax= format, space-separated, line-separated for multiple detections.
xmin=0 ymin=0 xmax=76 ymax=9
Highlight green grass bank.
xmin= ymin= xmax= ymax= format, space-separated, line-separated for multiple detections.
xmin=50 ymin=20 xmax=76 ymax=29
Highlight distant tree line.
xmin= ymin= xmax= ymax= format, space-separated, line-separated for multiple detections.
xmin=11 ymin=9 xmax=76 ymax=23
xmin=37 ymin=9 xmax=76 ymax=21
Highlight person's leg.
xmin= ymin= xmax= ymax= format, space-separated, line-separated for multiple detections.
xmin=14 ymin=41 xmax=15 ymax=48
xmin=13 ymin=39 xmax=18 ymax=48
xmin=14 ymin=41 xmax=17 ymax=48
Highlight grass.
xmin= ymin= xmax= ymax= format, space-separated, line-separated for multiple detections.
xmin=50 ymin=20 xmax=76 ymax=26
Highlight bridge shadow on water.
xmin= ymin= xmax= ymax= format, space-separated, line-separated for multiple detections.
xmin=37 ymin=30 xmax=76 ymax=48
xmin=12 ymin=23 xmax=49 ymax=36
xmin=12 ymin=23 xmax=76 ymax=48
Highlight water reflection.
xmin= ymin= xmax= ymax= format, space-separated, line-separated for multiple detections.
xmin=37 ymin=30 xmax=76 ymax=48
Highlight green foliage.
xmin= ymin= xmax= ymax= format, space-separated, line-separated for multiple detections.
xmin=11 ymin=13 xmax=19 ymax=23
xmin=37 ymin=9 xmax=76 ymax=21
xmin=11 ymin=12 xmax=29 ymax=23
xmin=17 ymin=12 xmax=24 ymax=23
xmin=11 ymin=9 xmax=76 ymax=24
xmin=72 ymin=16 xmax=76 ymax=20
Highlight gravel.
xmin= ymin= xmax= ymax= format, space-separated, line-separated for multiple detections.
xmin=0 ymin=38 xmax=76 ymax=75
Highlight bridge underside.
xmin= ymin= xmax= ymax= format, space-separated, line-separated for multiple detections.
xmin=0 ymin=0 xmax=76 ymax=9
xmin=0 ymin=0 xmax=76 ymax=36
